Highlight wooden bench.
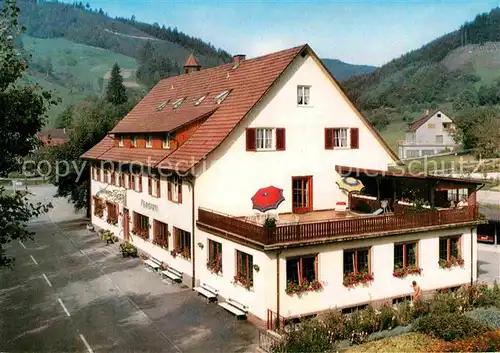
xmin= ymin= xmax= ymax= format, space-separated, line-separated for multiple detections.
xmin=161 ymin=266 xmax=182 ymax=283
xmin=218 ymin=298 xmax=248 ymax=318
xmin=193 ymin=282 xmax=219 ymax=302
xmin=143 ymin=256 xmax=162 ymax=271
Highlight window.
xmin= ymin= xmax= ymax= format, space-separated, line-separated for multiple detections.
xmin=407 ymin=150 xmax=420 ymax=158
xmin=148 ymin=176 xmax=161 ymax=198
xmin=163 ymin=136 xmax=170 ymax=149
xmin=392 ymin=296 xmax=412 ymax=305
xmin=93 ymin=196 xmax=104 ymax=218
xmin=436 ymin=135 xmax=443 ymax=144
xmin=168 ymin=175 xmax=182 ymax=203
xmin=325 ymin=128 xmax=358 ymax=149
xmin=443 ymin=122 xmax=453 ymax=131
xmin=437 ymin=113 xmax=442 ymax=118
xmin=448 ymin=188 xmax=468 ymax=202
xmin=394 ymin=242 xmax=418 ymax=269
xmin=343 ymin=248 xmax=370 ymax=275
xmin=421 ymin=150 xmax=435 ymax=156
xmin=123 ymin=173 xmax=130 ymax=189
xmin=153 ymin=220 xmax=169 ymax=249
xmin=439 ymin=236 xmax=461 ymax=262
xmin=428 ymin=123 xmax=436 ymax=129
xmin=256 ymin=128 xmax=274 ymax=150
xmin=208 ymin=239 xmax=222 ymax=274
xmin=172 ymin=98 xmax=184 ymax=109
xmin=131 ymin=136 xmax=137 ymax=147
xmin=131 ymin=173 xmax=142 ymax=192
xmin=406 ymin=132 xmax=416 ymax=144
xmin=118 ymin=136 xmax=124 ymax=147
xmin=286 ymin=255 xmax=317 ymax=285
xmin=174 ymin=227 xmax=191 ymax=260
xmin=133 ymin=212 xmax=149 ymax=239
xmin=156 ymin=100 xmax=169 ymax=111
xmin=146 ymin=135 xmax=152 ymax=148
xmin=334 ymin=128 xmax=349 ymax=148
xmin=106 ymin=201 xmax=118 ymax=224
xmin=214 ymin=90 xmax=230 ymax=104
xmin=195 ymin=95 xmax=206 ymax=106
xmin=236 ymin=250 xmax=253 ymax=284
xmin=292 ymin=176 xmax=312 ymax=213
xmin=297 ymin=85 xmax=310 ymax=106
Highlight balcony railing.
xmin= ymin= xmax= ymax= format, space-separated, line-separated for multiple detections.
xmin=197 ymin=206 xmax=479 ymax=247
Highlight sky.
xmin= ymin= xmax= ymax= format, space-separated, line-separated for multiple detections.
xmin=62 ymin=0 xmax=500 ymax=66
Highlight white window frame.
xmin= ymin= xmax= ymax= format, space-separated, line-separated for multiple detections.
xmin=132 ymin=136 xmax=137 ymax=147
xmin=118 ymin=136 xmax=123 ymax=147
xmin=163 ymin=136 xmax=170 ymax=149
xmin=172 ymin=98 xmax=184 ymax=109
xmin=146 ymin=135 xmax=153 ymax=148
xmin=297 ymin=85 xmax=311 ymax=106
xmin=214 ymin=90 xmax=230 ymax=104
xmin=133 ymin=174 xmax=142 ymax=192
xmin=157 ymin=100 xmax=169 ymax=111
xmin=436 ymin=135 xmax=444 ymax=144
xmin=171 ymin=175 xmax=181 ymax=202
xmin=334 ymin=128 xmax=349 ymax=149
xmin=256 ymin=128 xmax=275 ymax=151
xmin=152 ymin=176 xmax=160 ymax=198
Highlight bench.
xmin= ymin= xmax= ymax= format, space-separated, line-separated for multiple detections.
xmin=161 ymin=266 xmax=182 ymax=283
xmin=218 ymin=298 xmax=248 ymax=318
xmin=193 ymin=282 xmax=219 ymax=302
xmin=143 ymin=256 xmax=162 ymax=271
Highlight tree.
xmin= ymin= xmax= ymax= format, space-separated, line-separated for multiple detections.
xmin=452 ymin=89 xmax=478 ymax=112
xmin=106 ymin=62 xmax=127 ymax=105
xmin=0 ymin=0 xmax=54 ymax=267
xmin=54 ymin=104 xmax=74 ymax=128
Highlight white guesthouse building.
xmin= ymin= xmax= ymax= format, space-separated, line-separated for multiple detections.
xmin=83 ymin=45 xmax=482 ymax=327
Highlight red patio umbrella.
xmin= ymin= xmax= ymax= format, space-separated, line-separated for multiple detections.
xmin=251 ymin=186 xmax=285 ymax=213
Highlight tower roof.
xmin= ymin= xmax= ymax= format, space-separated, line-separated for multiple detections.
xmin=184 ymin=54 xmax=200 ymax=68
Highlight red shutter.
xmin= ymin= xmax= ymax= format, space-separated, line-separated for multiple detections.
xmin=178 ymin=181 xmax=183 ymax=204
xmin=157 ymin=178 xmax=161 ymax=198
xmin=167 ymin=181 xmax=172 ymax=201
xmin=276 ymin=128 xmax=286 ymax=151
xmin=97 ymin=168 xmax=101 ymax=182
xmin=111 ymin=172 xmax=116 ymax=185
xmin=325 ymin=128 xmax=334 ymax=150
xmin=246 ymin=128 xmax=256 ymax=151
xmin=139 ymin=175 xmax=143 ymax=192
xmin=350 ymin=128 xmax=359 ymax=149
xmin=119 ymin=173 xmax=123 ymax=187
xmin=148 ymin=177 xmax=152 ymax=195
xmin=131 ymin=175 xmax=135 ymax=191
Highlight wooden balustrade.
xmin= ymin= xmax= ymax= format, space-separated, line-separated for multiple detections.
xmin=198 ymin=206 xmax=478 ymax=247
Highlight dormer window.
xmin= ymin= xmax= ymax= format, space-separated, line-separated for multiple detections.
xmin=172 ymin=98 xmax=184 ymax=109
xmin=118 ymin=135 xmax=123 ymax=147
xmin=195 ymin=95 xmax=206 ymax=106
xmin=214 ymin=90 xmax=230 ymax=104
xmin=132 ymin=136 xmax=137 ymax=147
xmin=163 ymin=135 xmax=170 ymax=149
xmin=156 ymin=100 xmax=169 ymax=111
xmin=146 ymin=135 xmax=152 ymax=148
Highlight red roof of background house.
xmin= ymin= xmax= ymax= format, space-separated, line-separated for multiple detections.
xmin=38 ymin=128 xmax=71 ymax=144
xmin=83 ymin=44 xmax=400 ymax=172
xmin=184 ymin=54 xmax=200 ymax=67
xmin=408 ymin=109 xmax=442 ymax=131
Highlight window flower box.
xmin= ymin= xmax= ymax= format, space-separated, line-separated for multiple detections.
xmin=439 ymin=256 xmax=465 ymax=269
xmin=132 ymin=227 xmax=149 ymax=240
xmin=94 ymin=200 xmax=104 ymax=218
xmin=170 ymin=247 xmax=190 ymax=260
xmin=232 ymin=273 xmax=253 ymax=290
xmin=393 ymin=265 xmax=423 ymax=278
xmin=106 ymin=214 xmax=118 ymax=226
xmin=152 ymin=237 xmax=168 ymax=250
xmin=206 ymin=259 xmax=222 ymax=275
xmin=285 ymin=279 xmax=323 ymax=296
xmin=343 ymin=271 xmax=374 ymax=287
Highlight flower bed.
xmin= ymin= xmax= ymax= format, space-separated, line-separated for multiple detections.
xmin=206 ymin=259 xmax=222 ymax=274
xmin=439 ymin=256 xmax=464 ymax=269
xmin=285 ymin=279 xmax=323 ymax=296
xmin=343 ymin=271 xmax=374 ymax=287
xmin=393 ymin=265 xmax=423 ymax=278
xmin=232 ymin=273 xmax=253 ymax=290
xmin=132 ymin=227 xmax=149 ymax=240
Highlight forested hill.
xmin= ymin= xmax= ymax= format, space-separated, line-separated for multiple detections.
xmin=15 ymin=0 xmax=232 ymax=86
xmin=322 ymin=59 xmax=376 ymax=81
xmin=343 ymin=7 xmax=500 ymax=128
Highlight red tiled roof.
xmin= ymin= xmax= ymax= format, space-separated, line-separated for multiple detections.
xmin=39 ymin=128 xmax=71 ymax=140
xmin=111 ymin=106 xmax=218 ymax=133
xmin=81 ymin=136 xmax=114 ymax=159
xmin=184 ymin=54 xmax=200 ymax=67
xmin=408 ymin=109 xmax=441 ymax=131
xmin=97 ymin=147 xmax=171 ymax=166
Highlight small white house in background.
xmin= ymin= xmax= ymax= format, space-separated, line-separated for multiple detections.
xmin=398 ymin=109 xmax=459 ymax=159
xmin=82 ymin=45 xmax=482 ymax=329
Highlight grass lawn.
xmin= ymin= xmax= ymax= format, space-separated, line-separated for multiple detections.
xmin=344 ymin=333 xmax=438 ymax=353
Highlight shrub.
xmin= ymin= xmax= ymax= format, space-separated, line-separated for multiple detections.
xmin=271 ymin=319 xmax=332 ymax=353
xmin=412 ymin=313 xmax=487 ymax=341
xmin=393 ymin=301 xmax=413 ymax=326
xmin=430 ymin=329 xmax=500 ymax=352
xmin=378 ymin=306 xmax=397 ymax=330
xmin=465 ymin=307 xmax=500 ymax=330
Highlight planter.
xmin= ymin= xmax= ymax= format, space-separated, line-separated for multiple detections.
xmin=393 ymin=265 xmax=423 ymax=278
xmin=119 ymin=242 xmax=137 ymax=258
xmin=206 ymin=259 xmax=222 ymax=275
xmin=232 ymin=274 xmax=253 ymax=290
xmin=343 ymin=271 xmax=374 ymax=287
xmin=285 ymin=279 xmax=323 ymax=296
xmin=439 ymin=256 xmax=465 ymax=269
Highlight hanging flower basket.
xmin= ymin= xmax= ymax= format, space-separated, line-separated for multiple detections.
xmin=343 ymin=271 xmax=374 ymax=287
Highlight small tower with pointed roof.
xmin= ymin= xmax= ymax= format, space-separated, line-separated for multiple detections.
xmin=184 ymin=54 xmax=201 ymax=74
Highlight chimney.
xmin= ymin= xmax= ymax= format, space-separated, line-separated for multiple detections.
xmin=232 ymin=54 xmax=246 ymax=68
xmin=183 ymin=54 xmax=201 ymax=74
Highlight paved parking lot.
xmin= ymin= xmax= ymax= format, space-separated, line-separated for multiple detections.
xmin=0 ymin=186 xmax=258 ymax=352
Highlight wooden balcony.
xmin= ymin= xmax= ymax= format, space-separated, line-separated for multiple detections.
xmin=197 ymin=206 xmax=479 ymax=249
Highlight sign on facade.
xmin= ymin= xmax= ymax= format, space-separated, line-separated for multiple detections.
xmin=141 ymin=199 xmax=158 ymax=212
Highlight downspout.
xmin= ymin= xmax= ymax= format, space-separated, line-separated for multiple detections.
xmin=276 ymin=251 xmax=281 ymax=330
xmin=185 ymin=176 xmax=196 ymax=288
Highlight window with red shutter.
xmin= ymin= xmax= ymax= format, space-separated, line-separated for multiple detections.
xmin=350 ymin=128 xmax=359 ymax=149
xmin=148 ymin=177 xmax=152 ymax=195
xmin=325 ymin=128 xmax=334 ymax=149
xmin=157 ymin=178 xmax=161 ymax=198
xmin=97 ymin=168 xmax=101 ymax=182
xmin=167 ymin=181 xmax=172 ymax=200
xmin=178 ymin=181 xmax=183 ymax=203
xmin=111 ymin=171 xmax=116 ymax=185
xmin=246 ymin=128 xmax=256 ymax=151
xmin=276 ymin=128 xmax=286 ymax=151
xmin=138 ymin=175 xmax=143 ymax=192
xmin=131 ymin=174 xmax=135 ymax=191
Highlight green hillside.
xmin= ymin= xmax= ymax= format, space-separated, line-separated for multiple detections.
xmin=322 ymin=58 xmax=377 ymax=81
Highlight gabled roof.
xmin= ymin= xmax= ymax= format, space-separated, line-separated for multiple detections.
xmin=81 ymin=136 xmax=114 ymax=159
xmin=184 ymin=54 xmax=200 ymax=67
xmin=408 ymin=109 xmax=445 ymax=131
xmin=83 ymin=44 xmax=401 ymax=171
xmin=39 ymin=128 xmax=71 ymax=140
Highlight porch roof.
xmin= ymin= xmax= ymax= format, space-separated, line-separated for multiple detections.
xmin=335 ymin=165 xmax=484 ymax=188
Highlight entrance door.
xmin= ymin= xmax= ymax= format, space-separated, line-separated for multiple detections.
xmin=292 ymin=176 xmax=313 ymax=213
xmin=123 ymin=208 xmax=130 ymax=241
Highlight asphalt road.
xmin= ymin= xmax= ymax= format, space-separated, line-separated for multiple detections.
xmin=0 ymin=186 xmax=258 ymax=353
